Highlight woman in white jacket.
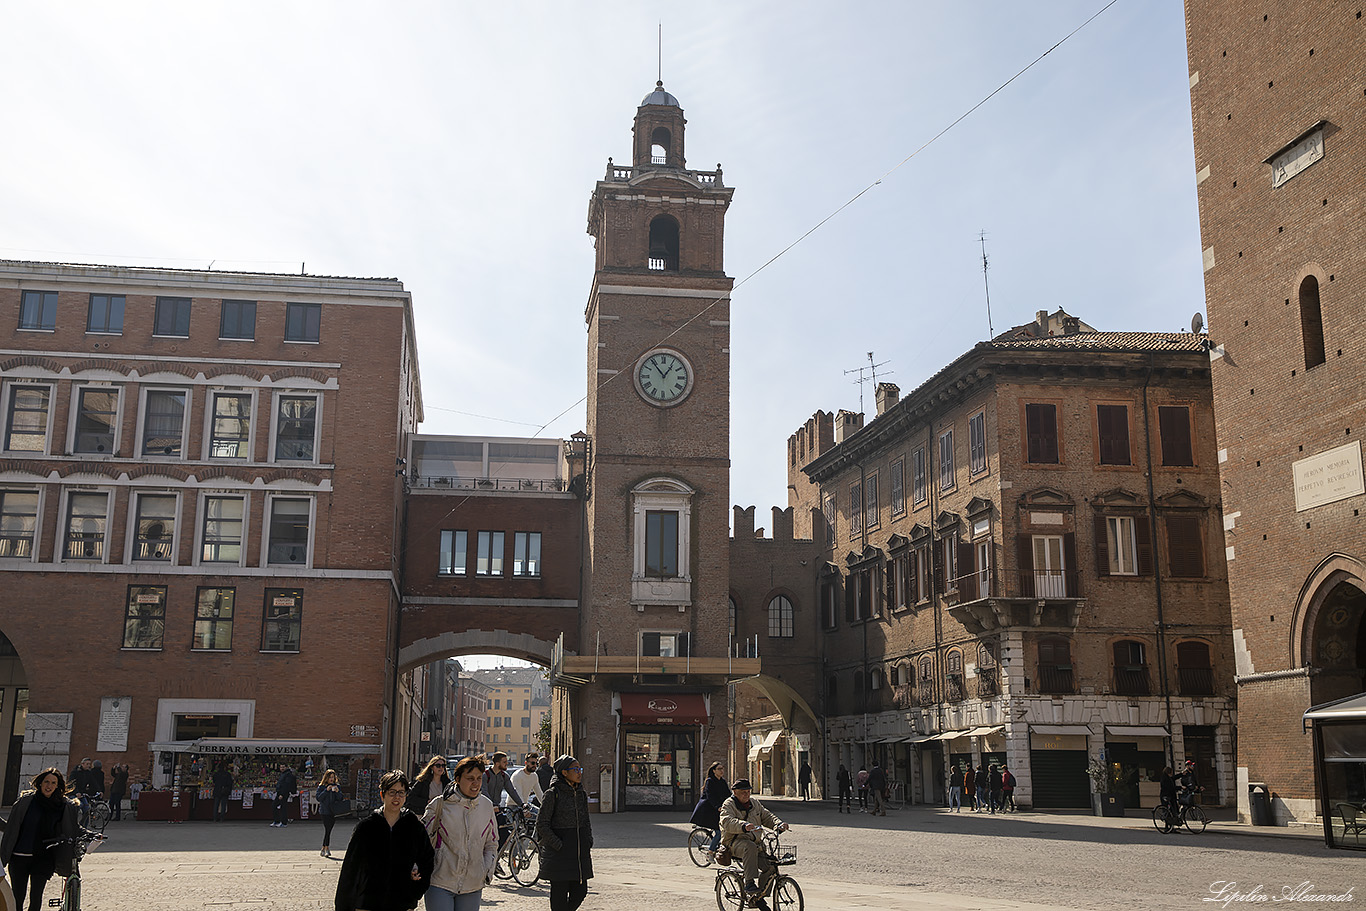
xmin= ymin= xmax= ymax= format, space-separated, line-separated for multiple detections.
xmin=422 ymin=756 xmax=498 ymax=911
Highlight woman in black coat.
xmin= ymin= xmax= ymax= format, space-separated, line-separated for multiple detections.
xmin=0 ymin=768 xmax=80 ymax=911
xmin=534 ymin=755 xmax=593 ymax=911
xmin=404 ymin=756 xmax=448 ymax=816
xmin=335 ymin=770 xmax=435 ymax=911
xmin=688 ymin=762 xmax=728 ymax=854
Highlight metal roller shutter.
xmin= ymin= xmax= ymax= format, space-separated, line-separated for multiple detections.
xmin=1029 ymin=750 xmax=1091 ymax=808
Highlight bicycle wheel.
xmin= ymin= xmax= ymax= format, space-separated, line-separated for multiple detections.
xmin=1151 ymin=805 xmax=1173 ymax=834
xmin=772 ymin=876 xmax=804 ymax=911
xmin=689 ymin=827 xmax=715 ymax=867
xmin=510 ymin=834 xmax=540 ymax=886
xmin=715 ymin=870 xmax=746 ymax=911
xmin=61 ymin=873 xmax=80 ymax=911
xmin=1183 ymin=804 xmax=1209 ymax=833
xmin=89 ymin=802 xmax=110 ymax=833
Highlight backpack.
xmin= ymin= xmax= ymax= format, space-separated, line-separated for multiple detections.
xmin=1003 ymin=771 xmax=1016 ymax=789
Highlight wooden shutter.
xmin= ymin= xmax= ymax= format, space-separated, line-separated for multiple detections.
xmin=1063 ymin=532 xmax=1078 ymax=596
xmin=1097 ymin=405 xmax=1130 ymax=465
xmin=845 ymin=575 xmax=856 ymax=622
xmin=1016 ymin=534 xmax=1034 ymax=597
xmin=958 ymin=540 xmax=977 ymax=600
xmin=909 ymin=551 xmax=921 ymax=603
xmin=1093 ymin=515 xmax=1110 ymax=576
xmin=1159 ymin=406 xmax=1194 ymax=466
xmin=1135 ymin=515 xmax=1154 ymax=576
xmin=1166 ymin=515 xmax=1205 ymax=577
xmin=1026 ymin=404 xmax=1059 ymax=463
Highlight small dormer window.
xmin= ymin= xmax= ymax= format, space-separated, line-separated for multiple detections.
xmin=651 ymin=127 xmax=671 ymax=165
xmin=648 ymin=215 xmax=680 ymax=271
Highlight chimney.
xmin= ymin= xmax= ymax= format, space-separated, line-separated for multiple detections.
xmin=1036 ymin=310 xmax=1049 ymax=335
xmin=834 ymin=409 xmax=864 ymax=444
xmin=1062 ymin=315 xmax=1080 ymax=336
xmin=875 ymin=383 xmax=900 ymax=416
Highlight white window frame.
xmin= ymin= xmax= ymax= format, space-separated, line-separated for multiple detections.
xmin=1106 ymin=515 xmax=1139 ymax=575
xmin=59 ymin=488 xmax=112 ymax=564
xmin=892 ymin=554 xmax=909 ymax=611
xmin=631 ymin=477 xmax=693 ymax=607
xmin=639 ymin=629 xmax=689 ymax=657
xmin=262 ymin=493 xmax=315 ymax=569
xmin=197 ymin=491 xmax=249 ymax=567
xmin=2 ymin=381 xmax=55 ymax=455
xmin=1032 ymin=534 xmax=1066 ymax=598
xmin=68 ymin=384 xmax=123 ymax=456
xmin=203 ymin=389 xmax=257 ymax=461
xmin=269 ymin=390 xmax=322 ymax=464
xmin=136 ymin=386 xmax=192 ymax=459
xmin=127 ymin=490 xmax=181 ymax=565
xmin=0 ymin=487 xmax=44 ymax=562
xmin=976 ymin=539 xmax=991 ymax=596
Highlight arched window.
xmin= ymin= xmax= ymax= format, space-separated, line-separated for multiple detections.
xmin=648 ymin=215 xmax=680 ymax=271
xmin=870 ymin=667 xmax=884 ymax=690
xmin=917 ymin=655 xmax=934 ymax=702
xmin=767 ymin=595 xmax=794 ymax=638
xmin=1112 ymin=640 xmax=1150 ymax=696
xmin=852 ymin=670 xmax=865 ymax=712
xmin=1037 ymin=637 xmax=1073 ymax=694
xmin=895 ymin=662 xmax=911 ymax=687
xmin=827 ymin=674 xmax=838 ymax=709
xmin=945 ymin=648 xmax=964 ymax=701
xmin=650 ymin=127 xmax=671 ymax=165
xmin=1300 ymin=275 xmax=1326 ymax=369
xmin=729 ymin=596 xmax=737 ymax=638
xmin=1176 ymin=640 xmax=1214 ymax=695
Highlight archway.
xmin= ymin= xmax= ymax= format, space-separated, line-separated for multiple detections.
xmin=1306 ymin=579 xmax=1366 ymax=705
xmin=0 ymin=629 xmax=30 ymax=805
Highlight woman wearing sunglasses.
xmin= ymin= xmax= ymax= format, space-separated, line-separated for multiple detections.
xmin=534 ymin=755 xmax=594 ymax=911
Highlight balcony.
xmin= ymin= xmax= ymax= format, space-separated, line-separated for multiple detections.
xmin=1114 ymin=666 xmax=1151 ymax=697
xmin=0 ymin=536 xmax=34 ymax=558
xmin=1178 ymin=666 xmax=1216 ymax=696
xmin=1016 ymin=569 xmax=1081 ymax=599
xmin=1036 ymin=665 xmax=1074 ymax=695
xmin=975 ymin=667 xmax=999 ymax=698
xmin=892 ymin=684 xmax=917 ymax=709
xmin=946 ymin=674 xmax=965 ymax=703
xmin=412 ymin=476 xmax=566 ymax=493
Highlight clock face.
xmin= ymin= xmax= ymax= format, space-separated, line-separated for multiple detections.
xmin=636 ymin=350 xmax=692 ymax=405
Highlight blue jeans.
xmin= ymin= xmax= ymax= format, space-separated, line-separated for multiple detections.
xmin=424 ymin=886 xmax=483 ymax=911
xmin=948 ymin=785 xmax=962 ymax=809
xmin=708 ymin=828 xmax=722 ymax=852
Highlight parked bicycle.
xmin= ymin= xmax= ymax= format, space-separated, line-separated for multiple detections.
xmin=84 ymin=798 xmax=110 ymax=833
xmin=689 ymin=825 xmax=719 ymax=867
xmin=48 ymin=828 xmax=105 ymax=911
xmin=494 ymin=803 xmax=541 ymax=886
xmin=1152 ymin=792 xmax=1209 ymax=834
xmin=714 ymin=831 xmax=802 ymax=911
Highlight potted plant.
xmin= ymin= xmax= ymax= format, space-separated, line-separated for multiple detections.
xmin=1086 ymin=757 xmax=1126 ymax=817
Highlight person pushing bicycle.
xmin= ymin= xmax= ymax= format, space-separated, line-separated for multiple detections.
xmin=719 ymin=778 xmax=788 ymax=910
xmin=1177 ymin=759 xmax=1202 ymax=806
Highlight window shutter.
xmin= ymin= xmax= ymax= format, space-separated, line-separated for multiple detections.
xmin=874 ymin=565 xmax=884 ymax=617
xmin=1093 ymin=515 xmax=1110 ymax=576
xmin=1135 ymin=515 xmax=1154 ymax=576
xmin=957 ymin=540 xmax=977 ymax=600
xmin=1016 ymin=534 xmax=1034 ymax=598
xmin=1063 ymin=532 xmax=1077 ymax=596
xmin=1159 ymin=406 xmax=1194 ymax=466
xmin=844 ymin=576 xmax=856 ymax=622
xmin=909 ymin=551 xmax=920 ymax=603
xmin=932 ymin=542 xmax=945 ymax=596
xmin=1166 ymin=515 xmax=1205 ymax=577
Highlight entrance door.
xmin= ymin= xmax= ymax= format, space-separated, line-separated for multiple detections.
xmin=623 ymin=730 xmax=695 ymax=809
xmin=1033 ymin=536 xmax=1066 ymax=598
xmin=1183 ymin=726 xmax=1220 ymax=804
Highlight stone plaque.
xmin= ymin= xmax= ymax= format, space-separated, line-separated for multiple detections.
xmin=96 ymin=697 xmax=131 ymax=751
xmin=1293 ymin=440 xmax=1364 ymax=512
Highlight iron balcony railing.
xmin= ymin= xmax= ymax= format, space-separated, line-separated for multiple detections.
xmin=1178 ymin=666 xmax=1216 ymax=696
xmin=1036 ymin=665 xmax=1074 ymax=695
xmin=411 ymin=476 xmax=566 ymax=492
xmin=1114 ymin=666 xmax=1152 ymax=696
xmin=1015 ymin=569 xmax=1082 ymax=599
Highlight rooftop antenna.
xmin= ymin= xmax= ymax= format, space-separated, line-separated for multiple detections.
xmin=978 ymin=230 xmax=995 ymax=337
xmin=844 ymin=351 xmax=892 ymax=415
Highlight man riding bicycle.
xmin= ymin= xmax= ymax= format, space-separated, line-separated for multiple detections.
xmin=719 ymin=778 xmax=788 ymax=911
xmin=1177 ymin=759 xmax=1202 ymax=806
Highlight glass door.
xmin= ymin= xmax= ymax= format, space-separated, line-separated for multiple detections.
xmin=623 ymin=730 xmax=696 ymax=808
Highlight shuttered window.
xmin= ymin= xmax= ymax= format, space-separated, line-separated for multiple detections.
xmin=1097 ymin=404 xmax=1131 ymax=465
xmin=1025 ymin=403 xmax=1059 ymax=464
xmin=1158 ymin=406 xmax=1194 ymax=466
xmin=1166 ymin=515 xmax=1205 ymax=577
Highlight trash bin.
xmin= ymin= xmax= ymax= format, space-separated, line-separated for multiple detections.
xmin=1248 ymin=783 xmax=1273 ymax=826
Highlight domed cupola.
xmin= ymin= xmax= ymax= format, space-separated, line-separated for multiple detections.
xmin=633 ymin=81 xmax=686 ymax=169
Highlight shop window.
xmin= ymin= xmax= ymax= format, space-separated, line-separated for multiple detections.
xmin=439 ymin=530 xmax=468 ymax=575
xmin=18 ymin=290 xmax=57 ymax=330
xmin=890 ymin=457 xmax=905 ymax=516
xmin=266 ymin=497 xmax=311 ymax=566
xmin=201 ymin=496 xmax=245 ymax=564
xmin=767 ymin=595 xmax=794 ymax=638
xmin=64 ymin=491 xmax=109 ymax=561
xmin=0 ymin=490 xmax=38 ymax=559
xmin=274 ymin=394 xmax=318 ymax=462
xmin=1097 ymin=404 xmax=1131 ymax=465
xmin=1158 ymin=406 xmax=1194 ymax=466
xmin=219 ymin=299 xmax=257 ymax=340
xmin=153 ymin=296 xmax=191 ymax=337
xmin=969 ymin=411 xmax=987 ymax=475
xmin=285 ymin=302 xmax=321 ymax=342
xmin=132 ymin=493 xmax=177 ymax=562
xmin=1037 ymin=637 xmax=1073 ymax=694
xmin=476 ymin=530 xmax=505 ymax=576
xmin=123 ymin=585 xmax=167 ymax=649
xmin=1176 ymin=640 xmax=1215 ymax=696
xmin=208 ymin=393 xmax=252 ymax=459
xmin=3 ymin=384 xmax=51 ymax=453
xmin=1113 ymin=640 xmax=1150 ymax=696
xmin=193 ymin=587 xmax=235 ymax=650
xmin=173 ymin=713 xmax=237 ymax=739
xmin=73 ymin=387 xmax=119 ymax=454
xmin=1165 ymin=515 xmax=1206 ymax=577
xmin=1025 ymin=403 xmax=1059 ymax=464
xmin=141 ymin=389 xmax=188 ymax=457
xmin=262 ymin=589 xmax=303 ymax=652
xmin=513 ymin=531 xmax=541 ymax=577
xmin=86 ymin=294 xmax=124 ymax=334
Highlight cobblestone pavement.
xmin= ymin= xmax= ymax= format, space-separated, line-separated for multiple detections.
xmin=47 ymin=798 xmax=1359 ymax=911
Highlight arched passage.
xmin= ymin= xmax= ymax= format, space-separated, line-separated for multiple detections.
xmin=0 ymin=629 xmax=31 ymax=805
xmin=398 ymin=629 xmax=559 ymax=675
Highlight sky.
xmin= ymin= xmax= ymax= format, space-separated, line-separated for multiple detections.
xmin=0 ymin=1 xmax=1205 ymax=520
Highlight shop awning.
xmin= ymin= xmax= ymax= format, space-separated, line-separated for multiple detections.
xmin=1029 ymin=725 xmax=1091 ymax=736
xmin=965 ymin=725 xmax=1005 ymax=738
xmin=935 ymin=730 xmax=971 ymax=741
xmin=619 ymin=693 xmax=709 ymax=725
xmin=1104 ymin=725 xmax=1169 ymax=738
xmin=146 ymin=738 xmax=381 ymax=755
xmin=1304 ymin=693 xmax=1366 ymax=723
xmin=904 ymin=734 xmax=939 ymax=744
xmin=879 ymin=736 xmax=905 ymax=743
xmin=746 ymin=729 xmax=783 ymax=760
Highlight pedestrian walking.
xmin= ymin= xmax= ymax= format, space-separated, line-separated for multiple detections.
xmin=867 ymin=763 xmax=887 ymax=816
xmin=212 ymin=762 xmax=235 ymax=822
xmin=336 ymin=770 xmax=434 ymax=911
xmin=963 ymin=764 xmax=977 ymax=811
xmin=797 ymin=760 xmax=812 ymax=801
xmin=510 ymin=753 xmax=545 ymax=806
xmin=422 ymin=755 xmax=496 ymax=911
xmin=988 ymin=764 xmax=1003 ymax=814
xmin=407 ymin=757 xmax=450 ymax=815
xmin=535 ymin=755 xmax=594 ymax=911
xmin=109 ymin=763 xmax=129 ymax=821
xmin=855 ymin=765 xmax=869 ymax=812
xmin=272 ymin=763 xmax=298 ymax=827
xmin=836 ymin=763 xmax=853 ymax=813
xmin=0 ymin=768 xmax=80 ymax=911
xmin=536 ymin=755 xmax=553 ymax=793
xmin=975 ymin=763 xmax=989 ymax=814
xmin=1001 ymin=764 xmax=1017 ymax=812
xmin=948 ymin=763 xmax=964 ymax=811
xmin=317 ymin=769 xmax=344 ymax=858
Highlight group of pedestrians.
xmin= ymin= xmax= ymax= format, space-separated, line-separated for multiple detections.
xmin=947 ymin=761 xmax=1017 ymax=813
xmin=334 ymin=750 xmax=593 ymax=911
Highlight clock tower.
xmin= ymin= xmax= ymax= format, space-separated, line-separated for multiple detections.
xmin=558 ymin=82 xmax=747 ymax=810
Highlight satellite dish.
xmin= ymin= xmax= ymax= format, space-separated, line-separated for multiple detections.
xmin=1191 ymin=312 xmax=1205 ymax=335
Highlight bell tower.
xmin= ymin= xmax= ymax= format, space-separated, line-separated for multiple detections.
xmin=561 ymin=82 xmax=747 ymax=811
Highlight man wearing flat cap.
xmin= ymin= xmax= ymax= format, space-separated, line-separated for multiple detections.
xmin=719 ymin=778 xmax=788 ymax=904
